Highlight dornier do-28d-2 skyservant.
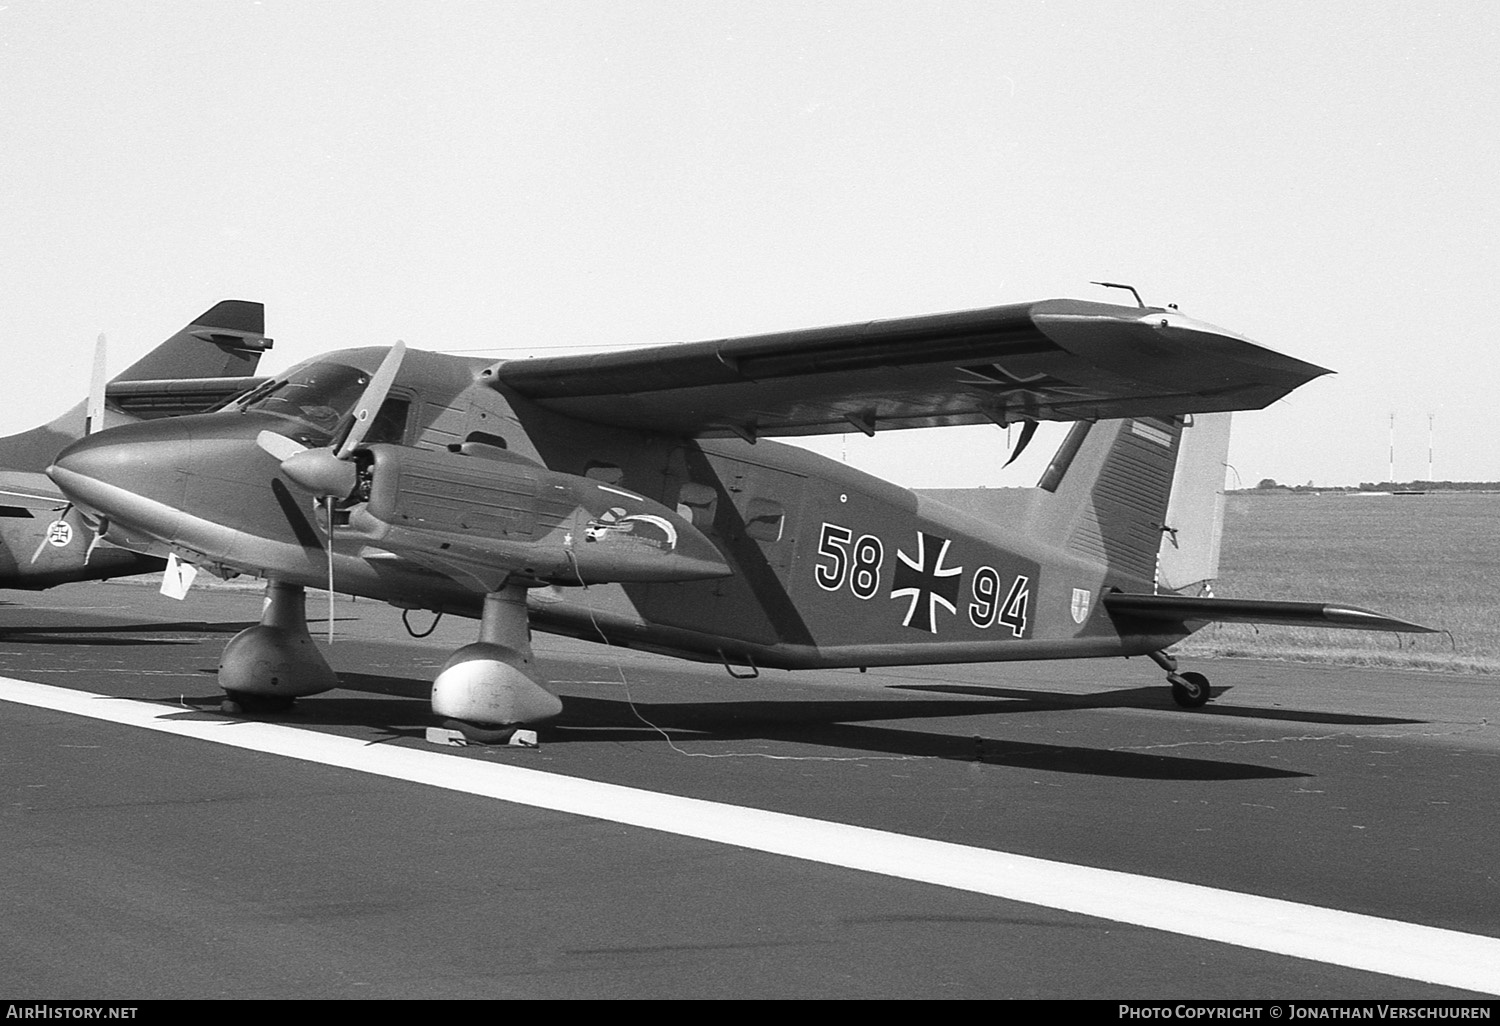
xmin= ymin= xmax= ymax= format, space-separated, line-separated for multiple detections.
xmin=45 ymin=295 xmax=1432 ymax=742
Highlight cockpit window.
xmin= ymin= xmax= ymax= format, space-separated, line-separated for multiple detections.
xmin=234 ymin=362 xmax=375 ymax=445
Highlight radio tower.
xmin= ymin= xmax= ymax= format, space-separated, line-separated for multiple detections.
xmin=1388 ymin=412 xmax=1395 ymax=485
xmin=1428 ymin=413 xmax=1435 ymax=482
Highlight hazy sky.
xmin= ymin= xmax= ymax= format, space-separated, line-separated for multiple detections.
xmin=2 ymin=1 xmax=1495 ymax=488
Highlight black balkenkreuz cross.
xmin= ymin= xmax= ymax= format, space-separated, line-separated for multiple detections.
xmin=955 ymin=363 xmax=1102 ymax=410
xmin=890 ymin=531 xmax=964 ymax=633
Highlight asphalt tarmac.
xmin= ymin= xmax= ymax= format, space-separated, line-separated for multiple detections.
xmin=1 ymin=581 xmax=1496 ymax=1000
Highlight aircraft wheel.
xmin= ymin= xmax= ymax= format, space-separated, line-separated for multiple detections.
xmin=1170 ymin=671 xmax=1212 ymax=709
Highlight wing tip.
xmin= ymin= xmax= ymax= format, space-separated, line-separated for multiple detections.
xmin=1319 ymin=605 xmax=1439 ymax=634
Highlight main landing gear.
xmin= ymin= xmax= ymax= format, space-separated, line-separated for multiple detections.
xmin=1147 ymin=649 xmax=1212 ymax=708
xmin=429 ymin=584 xmax=563 ymax=742
xmin=215 ymin=580 xmax=565 ymax=740
xmin=218 ymin=580 xmax=338 ymax=714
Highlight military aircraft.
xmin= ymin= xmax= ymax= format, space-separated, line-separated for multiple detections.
xmin=44 ymin=296 xmax=1431 ymax=739
xmin=0 ymin=301 xmax=271 ymax=589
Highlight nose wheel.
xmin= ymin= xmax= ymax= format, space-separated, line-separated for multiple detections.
xmin=1147 ymin=650 xmax=1212 ymax=708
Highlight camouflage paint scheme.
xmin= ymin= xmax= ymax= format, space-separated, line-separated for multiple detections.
xmin=47 ymin=298 xmax=1427 ymax=696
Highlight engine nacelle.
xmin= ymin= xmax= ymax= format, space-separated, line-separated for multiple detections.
xmin=346 ymin=444 xmax=731 ymax=586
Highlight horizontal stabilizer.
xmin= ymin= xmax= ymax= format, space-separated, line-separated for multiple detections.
xmin=1102 ymin=593 xmax=1436 ymax=633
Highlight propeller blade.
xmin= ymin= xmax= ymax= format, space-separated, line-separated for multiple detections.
xmin=1002 ymin=420 xmax=1039 ymax=468
xmin=256 ymin=430 xmax=308 ymax=462
xmin=85 ymin=334 xmax=107 ymax=435
xmin=265 ymin=342 xmax=404 ymax=642
xmin=336 ymin=340 xmax=406 ymax=459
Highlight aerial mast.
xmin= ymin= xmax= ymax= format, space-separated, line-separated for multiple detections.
xmin=1428 ymin=413 xmax=1435 ymax=482
xmin=1388 ymin=412 xmax=1395 ymax=485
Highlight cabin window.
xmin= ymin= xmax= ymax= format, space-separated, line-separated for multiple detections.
xmin=365 ymin=397 xmax=411 ymax=445
xmin=744 ymin=498 xmax=785 ymax=542
xmin=676 ymin=482 xmax=718 ymax=526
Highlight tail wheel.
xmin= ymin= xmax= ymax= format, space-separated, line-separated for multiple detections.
xmin=1170 ymin=671 xmax=1212 ymax=708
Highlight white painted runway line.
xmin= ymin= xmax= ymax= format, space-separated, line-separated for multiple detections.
xmin=5 ymin=675 xmax=1498 ymax=995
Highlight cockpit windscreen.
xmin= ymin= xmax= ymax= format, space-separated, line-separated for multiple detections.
xmin=233 ymin=362 xmax=374 ymax=445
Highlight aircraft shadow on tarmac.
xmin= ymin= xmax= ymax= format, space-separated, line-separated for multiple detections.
xmin=893 ymin=681 xmax=1425 ymax=727
xmin=0 ymin=621 xmax=262 ymax=646
xmin=156 ymin=670 xmax=1312 ymax=782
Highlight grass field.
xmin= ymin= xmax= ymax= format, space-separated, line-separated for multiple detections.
xmin=1174 ymin=492 xmax=1500 ymax=673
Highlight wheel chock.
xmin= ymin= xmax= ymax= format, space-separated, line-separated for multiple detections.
xmin=423 ymin=725 xmax=540 ymax=748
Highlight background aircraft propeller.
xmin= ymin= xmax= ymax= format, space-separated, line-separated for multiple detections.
xmin=33 ymin=333 xmax=113 ymax=565
xmin=85 ymin=334 xmax=107 ymax=436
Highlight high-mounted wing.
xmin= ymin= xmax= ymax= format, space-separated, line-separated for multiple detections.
xmin=484 ymin=299 xmax=1330 ymax=440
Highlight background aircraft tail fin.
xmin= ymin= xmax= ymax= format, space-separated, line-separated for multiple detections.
xmin=1025 ymin=415 xmax=1205 ymax=588
xmin=103 ymin=300 xmax=273 ymax=419
xmin=111 ymin=300 xmax=270 ymax=383
xmin=0 ymin=301 xmax=271 ymax=471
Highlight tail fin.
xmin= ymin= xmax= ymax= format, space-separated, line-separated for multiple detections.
xmin=1024 ymin=415 xmax=1187 ymax=588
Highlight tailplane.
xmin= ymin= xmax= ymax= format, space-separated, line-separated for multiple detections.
xmin=1069 ymin=411 xmax=1439 ymax=638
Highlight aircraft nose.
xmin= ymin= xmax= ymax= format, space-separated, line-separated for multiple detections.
xmin=48 ymin=419 xmax=194 ymax=523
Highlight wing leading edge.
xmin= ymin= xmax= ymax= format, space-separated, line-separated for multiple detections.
xmin=485 ymin=299 xmax=1331 ymax=440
